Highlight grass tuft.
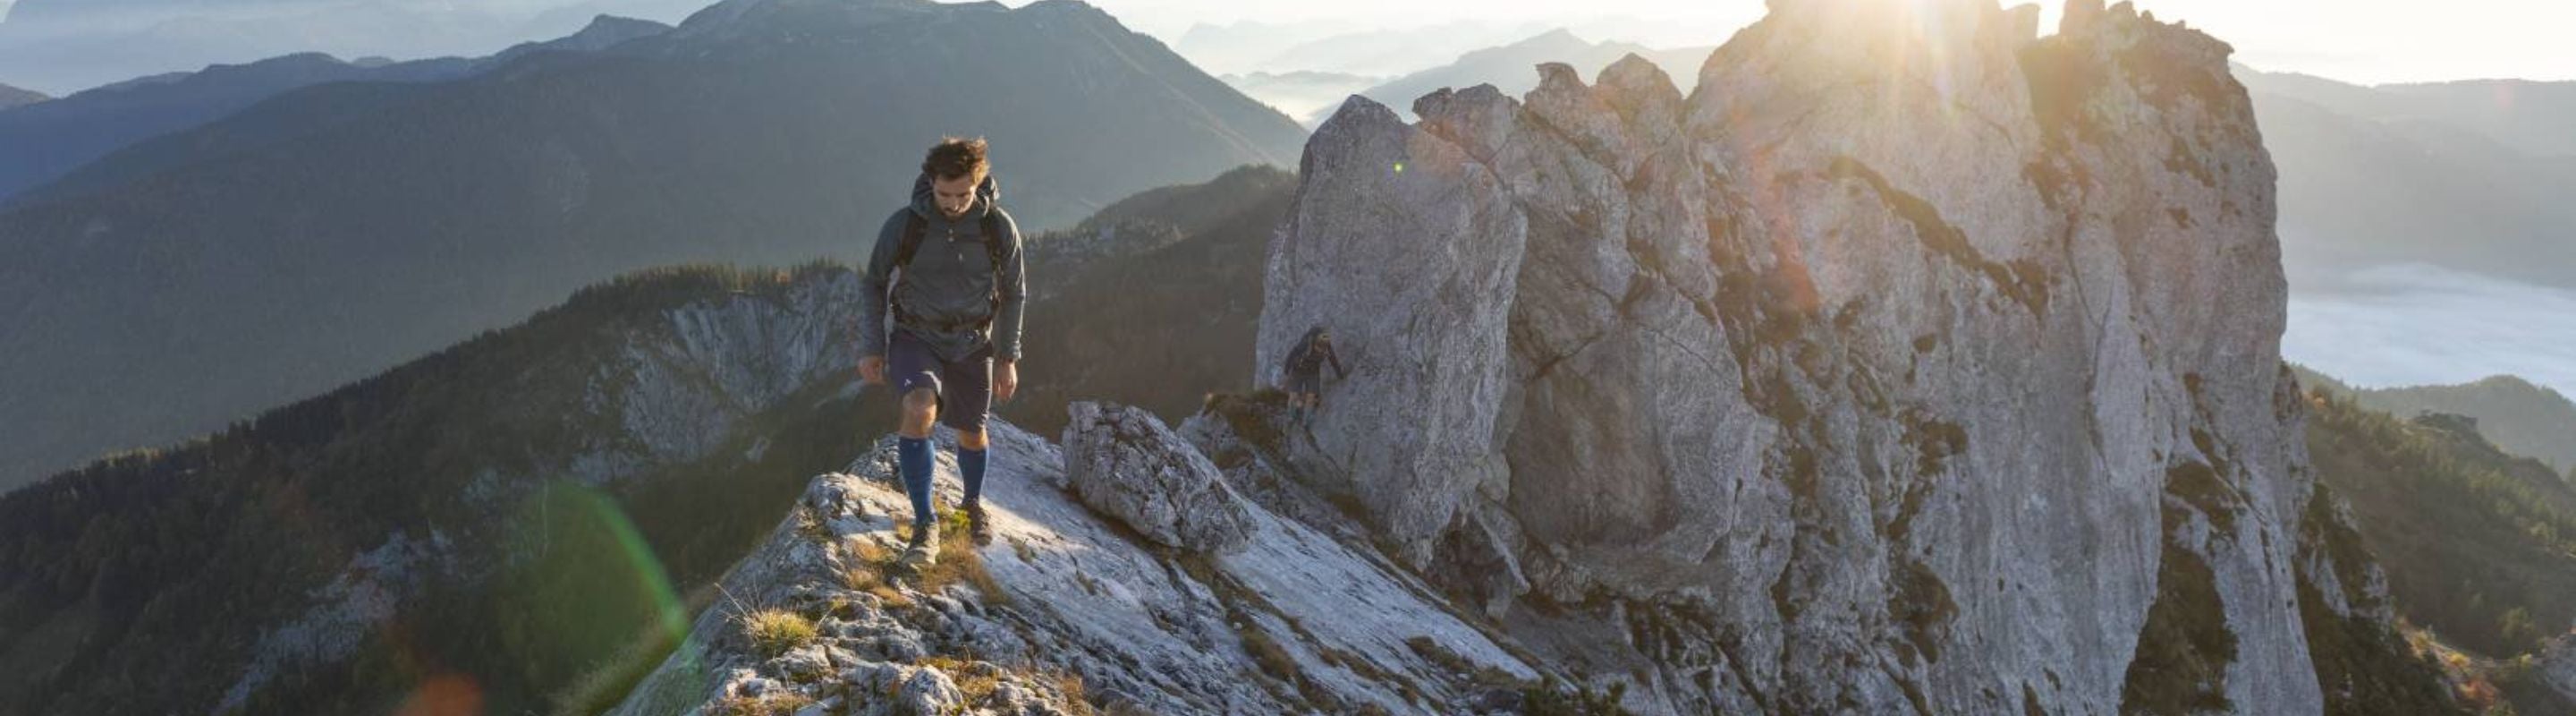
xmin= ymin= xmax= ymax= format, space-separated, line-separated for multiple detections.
xmin=708 ymin=692 xmax=813 ymax=716
xmin=739 ymin=609 xmax=817 ymax=660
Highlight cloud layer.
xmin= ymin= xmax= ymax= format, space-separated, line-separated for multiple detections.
xmin=2287 ymin=263 xmax=2576 ymax=395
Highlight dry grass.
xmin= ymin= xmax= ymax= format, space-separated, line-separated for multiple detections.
xmin=840 ymin=539 xmax=916 ymax=607
xmin=795 ymin=509 xmax=833 ymax=544
xmin=708 ymin=692 xmax=813 ymax=716
xmin=920 ymin=656 xmax=1001 ymax=705
xmin=841 ymin=565 xmax=885 ymax=592
xmin=894 ymin=509 xmax=1010 ymax=606
xmin=869 ymin=584 xmax=913 ymax=609
xmin=842 ymin=539 xmax=892 ymax=592
xmin=738 ymin=609 xmax=817 ymax=659
xmin=1051 ymin=669 xmax=1098 ymax=716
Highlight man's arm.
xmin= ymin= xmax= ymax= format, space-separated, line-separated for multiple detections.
xmin=1326 ymin=345 xmax=1347 ymax=379
xmin=858 ymin=211 xmax=907 ymax=360
xmin=990 ymin=211 xmax=1028 ymax=362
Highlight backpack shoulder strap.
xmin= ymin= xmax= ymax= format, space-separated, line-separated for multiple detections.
xmin=893 ymin=212 xmax=929 ymax=270
xmin=979 ymin=211 xmax=1008 ymax=274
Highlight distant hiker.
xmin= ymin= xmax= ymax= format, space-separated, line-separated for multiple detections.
xmin=857 ymin=137 xmax=1028 ymax=567
xmin=1280 ymin=326 xmax=1346 ymax=423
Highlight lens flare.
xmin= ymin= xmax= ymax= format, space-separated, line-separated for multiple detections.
xmin=545 ymin=482 xmax=691 ymax=641
xmin=390 ymin=674 xmax=482 ymax=716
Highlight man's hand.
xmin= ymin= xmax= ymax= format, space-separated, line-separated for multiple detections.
xmin=994 ymin=359 xmax=1019 ymax=403
xmin=859 ymin=354 xmax=886 ymax=386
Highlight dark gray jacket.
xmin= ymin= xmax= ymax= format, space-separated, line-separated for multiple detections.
xmin=859 ymin=173 xmax=1027 ymax=363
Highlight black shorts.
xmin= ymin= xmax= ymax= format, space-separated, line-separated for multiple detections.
xmin=1288 ymin=371 xmax=1322 ymax=395
xmin=888 ymin=329 xmax=993 ymax=434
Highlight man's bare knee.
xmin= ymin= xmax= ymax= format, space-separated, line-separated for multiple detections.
xmin=958 ymin=429 xmax=988 ymax=451
xmin=899 ymin=388 xmax=939 ymax=438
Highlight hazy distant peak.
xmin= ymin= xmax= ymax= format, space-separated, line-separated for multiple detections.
xmin=60 ymin=52 xmax=353 ymax=100
xmin=0 ymin=81 xmax=46 ymax=108
xmin=579 ymin=13 xmax=670 ymax=37
xmin=2443 ymin=374 xmax=2544 ymax=390
xmin=507 ymin=13 xmax=669 ymax=55
xmin=1484 ymin=28 xmax=1616 ymax=57
xmin=241 ymin=51 xmax=347 ymax=68
xmin=1222 ymin=69 xmax=1380 ymax=83
xmin=674 ymin=0 xmax=940 ymax=37
xmin=1521 ymin=27 xmax=1585 ymax=45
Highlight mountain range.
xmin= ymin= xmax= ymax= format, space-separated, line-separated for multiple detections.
xmin=2238 ymin=67 xmax=2576 ymax=291
xmin=0 ymin=81 xmax=42 ymax=107
xmin=2297 ymin=368 xmax=2576 ymax=478
xmin=1174 ymin=18 xmax=1563 ymax=80
xmin=0 ymin=0 xmax=1309 ymax=493
xmin=0 ymin=0 xmax=711 ymax=94
xmin=0 ymin=14 xmax=672 ymax=203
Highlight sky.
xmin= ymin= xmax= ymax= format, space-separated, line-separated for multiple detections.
xmin=2 ymin=0 xmax=2568 ymax=86
xmin=1080 ymin=0 xmax=2576 ymax=85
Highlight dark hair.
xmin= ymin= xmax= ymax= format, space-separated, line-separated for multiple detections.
xmin=922 ymin=136 xmax=989 ymax=181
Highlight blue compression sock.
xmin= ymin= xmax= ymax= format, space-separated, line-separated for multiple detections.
xmin=897 ymin=437 xmax=934 ymax=527
xmin=959 ymin=448 xmax=987 ymax=507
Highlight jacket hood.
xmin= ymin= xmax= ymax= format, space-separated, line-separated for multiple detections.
xmin=910 ymin=172 xmax=1001 ymax=221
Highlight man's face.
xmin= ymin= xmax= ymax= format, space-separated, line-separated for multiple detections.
xmin=932 ymin=172 xmax=981 ymax=218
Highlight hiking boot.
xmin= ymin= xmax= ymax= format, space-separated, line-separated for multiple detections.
xmin=964 ymin=502 xmax=993 ymax=545
xmin=897 ymin=521 xmax=939 ymax=571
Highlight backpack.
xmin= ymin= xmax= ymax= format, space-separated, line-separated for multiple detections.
xmin=890 ymin=210 xmax=1009 ymax=329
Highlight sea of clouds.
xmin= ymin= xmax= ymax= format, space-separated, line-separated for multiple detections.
xmin=2286 ymin=263 xmax=2576 ymax=396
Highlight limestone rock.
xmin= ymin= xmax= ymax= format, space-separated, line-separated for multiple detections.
xmin=1250 ymin=0 xmax=2432 ymax=712
xmin=1060 ymin=401 xmax=1256 ymax=553
xmin=609 ymin=420 xmax=1536 ymax=716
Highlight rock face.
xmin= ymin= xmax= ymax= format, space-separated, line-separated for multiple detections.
xmin=2533 ymin=636 xmax=2576 ymax=708
xmin=1059 ymin=402 xmax=1257 ymax=553
xmin=1254 ymin=0 xmax=2437 ymax=712
xmin=614 ymin=421 xmax=1538 ymax=715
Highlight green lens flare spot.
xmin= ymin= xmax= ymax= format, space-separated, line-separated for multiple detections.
xmin=511 ymin=482 xmax=692 ymax=658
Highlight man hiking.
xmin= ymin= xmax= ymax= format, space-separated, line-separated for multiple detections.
xmin=1279 ymin=326 xmax=1345 ymax=424
xmin=858 ymin=137 xmax=1027 ymax=568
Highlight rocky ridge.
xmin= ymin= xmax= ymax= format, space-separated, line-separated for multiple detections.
xmin=614 ymin=411 xmax=1544 ymax=715
xmin=1247 ymin=0 xmax=2441 ymax=712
